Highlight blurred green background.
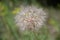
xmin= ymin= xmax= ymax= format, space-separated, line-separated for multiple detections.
xmin=0 ymin=0 xmax=60 ymax=40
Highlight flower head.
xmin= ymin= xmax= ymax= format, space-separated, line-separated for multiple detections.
xmin=15 ymin=5 xmax=48 ymax=32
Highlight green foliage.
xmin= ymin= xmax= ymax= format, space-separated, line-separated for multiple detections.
xmin=0 ymin=0 xmax=60 ymax=40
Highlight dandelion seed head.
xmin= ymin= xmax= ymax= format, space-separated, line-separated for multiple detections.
xmin=15 ymin=5 xmax=48 ymax=32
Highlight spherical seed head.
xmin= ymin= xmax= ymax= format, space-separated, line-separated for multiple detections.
xmin=15 ymin=5 xmax=48 ymax=32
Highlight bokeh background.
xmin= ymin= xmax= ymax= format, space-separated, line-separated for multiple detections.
xmin=0 ymin=0 xmax=60 ymax=40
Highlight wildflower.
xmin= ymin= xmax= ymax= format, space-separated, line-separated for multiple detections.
xmin=14 ymin=5 xmax=48 ymax=32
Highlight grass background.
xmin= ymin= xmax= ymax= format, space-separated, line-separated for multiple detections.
xmin=0 ymin=0 xmax=60 ymax=40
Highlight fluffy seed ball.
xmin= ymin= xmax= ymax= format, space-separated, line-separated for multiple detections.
xmin=15 ymin=5 xmax=48 ymax=31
